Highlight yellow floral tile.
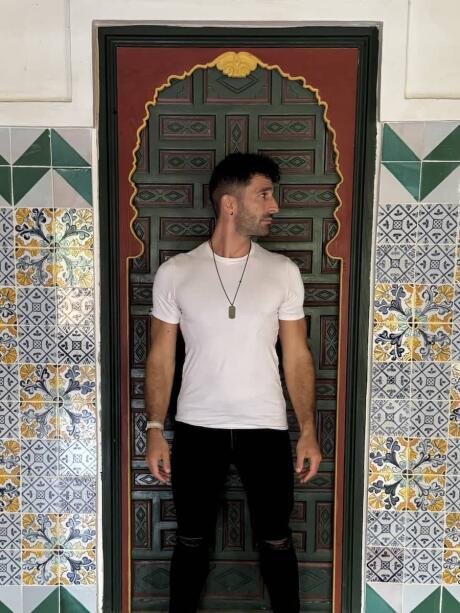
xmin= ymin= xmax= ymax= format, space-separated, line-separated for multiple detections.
xmin=406 ymin=438 xmax=447 ymax=470
xmin=373 ymin=326 xmax=412 ymax=362
xmin=412 ymin=284 xmax=454 ymax=323
xmin=60 ymin=548 xmax=96 ymax=585
xmin=445 ymin=513 xmax=460 ymax=550
xmin=56 ymin=365 xmax=96 ymax=406
xmin=22 ymin=513 xmax=60 ymax=550
xmin=22 ymin=549 xmax=60 ymax=585
xmin=15 ymin=248 xmax=56 ymax=287
xmin=19 ymin=364 xmax=58 ymax=403
xmin=442 ymin=549 xmax=460 ymax=584
xmin=0 ymin=288 xmax=16 ymax=325
xmin=374 ymin=283 xmax=415 ymax=321
xmin=54 ymin=209 xmax=93 ymax=249
xmin=20 ymin=402 xmax=59 ymax=439
xmin=57 ymin=514 xmax=96 ymax=552
xmin=0 ymin=326 xmax=17 ymax=363
xmin=54 ymin=250 xmax=94 ymax=288
xmin=14 ymin=208 xmax=55 ymax=249
xmin=449 ymin=400 xmax=460 ymax=437
xmin=59 ymin=401 xmax=96 ymax=440
xmin=0 ymin=476 xmax=20 ymax=512
xmin=0 ymin=439 xmax=20 ymax=476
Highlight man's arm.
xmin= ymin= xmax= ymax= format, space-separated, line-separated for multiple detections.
xmin=145 ymin=316 xmax=178 ymax=483
xmin=278 ymin=317 xmax=322 ymax=483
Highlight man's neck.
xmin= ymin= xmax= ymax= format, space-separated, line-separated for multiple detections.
xmin=210 ymin=228 xmax=252 ymax=258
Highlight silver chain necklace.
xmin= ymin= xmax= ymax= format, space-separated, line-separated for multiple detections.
xmin=209 ymin=238 xmax=251 ymax=319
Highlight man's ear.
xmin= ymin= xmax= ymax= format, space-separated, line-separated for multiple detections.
xmin=221 ymin=193 xmax=237 ymax=217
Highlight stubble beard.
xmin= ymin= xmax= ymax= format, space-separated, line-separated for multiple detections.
xmin=234 ymin=207 xmax=270 ymax=237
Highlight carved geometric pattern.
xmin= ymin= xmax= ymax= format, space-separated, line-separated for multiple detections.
xmin=292 ymin=531 xmax=307 ymax=552
xmin=319 ymin=315 xmax=338 ymax=369
xmin=298 ymin=564 xmax=333 ymax=603
xmin=132 ymin=500 xmax=152 ymax=549
xmin=160 ymin=217 xmax=214 ymax=240
xmin=280 ymin=184 xmax=338 ymax=207
xmin=259 ymin=150 xmax=314 ymax=174
xmin=272 ymin=250 xmax=312 ymax=274
xmin=160 ymin=115 xmax=215 ymax=139
xmin=159 ymin=249 xmax=188 ymax=264
xmin=132 ymin=409 xmax=147 ymax=460
xmin=160 ymin=499 xmax=176 ymax=521
xmin=156 ymin=77 xmax=193 ymax=104
xmin=226 ymin=115 xmax=249 ymax=154
xmin=304 ymin=284 xmax=339 ymax=307
xmin=205 ymin=561 xmax=264 ymax=598
xmin=223 ymin=499 xmax=245 ymax=551
xmin=131 ymin=315 xmax=150 ymax=368
xmin=130 ymin=283 xmax=152 ymax=306
xmin=260 ymin=218 xmax=313 ymax=242
xmin=281 ymin=79 xmax=317 ymax=104
xmin=291 ymin=501 xmax=307 ymax=521
xmin=131 ymin=217 xmax=150 ymax=273
xmin=132 ymin=561 xmax=170 ymax=596
xmin=159 ymin=150 xmax=214 ymax=174
xmin=134 ymin=184 xmax=193 ymax=208
xmin=315 ymin=502 xmax=333 ymax=551
xmin=161 ymin=529 xmax=177 ymax=550
xmin=130 ymin=377 xmax=144 ymax=399
xmin=205 ymin=67 xmax=270 ymax=103
xmin=259 ymin=116 xmax=315 ymax=139
xmin=322 ymin=218 xmax=340 ymax=273
xmin=316 ymin=379 xmax=337 ymax=400
xmin=318 ymin=411 xmax=336 ymax=460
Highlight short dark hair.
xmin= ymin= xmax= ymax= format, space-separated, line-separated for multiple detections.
xmin=209 ymin=152 xmax=280 ymax=217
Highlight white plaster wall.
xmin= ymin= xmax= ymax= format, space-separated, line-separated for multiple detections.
xmin=0 ymin=0 xmax=460 ymax=125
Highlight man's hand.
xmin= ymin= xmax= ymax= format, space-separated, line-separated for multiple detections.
xmin=295 ymin=432 xmax=322 ymax=483
xmin=146 ymin=429 xmax=171 ymax=484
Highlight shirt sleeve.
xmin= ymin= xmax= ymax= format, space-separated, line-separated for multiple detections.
xmin=150 ymin=259 xmax=181 ymax=324
xmin=278 ymin=258 xmax=305 ymax=321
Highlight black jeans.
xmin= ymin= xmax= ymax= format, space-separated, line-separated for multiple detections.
xmin=169 ymin=421 xmax=300 ymax=613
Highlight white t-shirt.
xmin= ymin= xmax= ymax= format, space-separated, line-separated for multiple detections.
xmin=150 ymin=240 xmax=305 ymax=429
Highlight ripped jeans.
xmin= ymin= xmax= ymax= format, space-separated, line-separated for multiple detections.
xmin=169 ymin=421 xmax=300 ymax=613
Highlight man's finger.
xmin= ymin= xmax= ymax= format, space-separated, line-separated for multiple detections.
xmin=295 ymin=452 xmax=305 ymax=473
xmin=162 ymin=452 xmax=171 ymax=474
xmin=301 ymin=456 xmax=321 ymax=483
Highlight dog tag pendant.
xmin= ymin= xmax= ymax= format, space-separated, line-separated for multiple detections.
xmin=228 ymin=305 xmax=236 ymax=319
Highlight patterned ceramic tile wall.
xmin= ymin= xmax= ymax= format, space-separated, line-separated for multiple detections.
xmin=0 ymin=128 xmax=97 ymax=613
xmin=366 ymin=122 xmax=460 ymax=613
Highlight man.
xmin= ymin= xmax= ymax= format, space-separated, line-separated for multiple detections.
xmin=145 ymin=152 xmax=321 ymax=613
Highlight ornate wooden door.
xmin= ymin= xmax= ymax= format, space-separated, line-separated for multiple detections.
xmin=129 ymin=62 xmax=340 ymax=611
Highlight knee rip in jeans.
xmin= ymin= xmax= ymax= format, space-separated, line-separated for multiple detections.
xmin=261 ymin=536 xmax=291 ymax=551
xmin=177 ymin=535 xmax=206 ymax=549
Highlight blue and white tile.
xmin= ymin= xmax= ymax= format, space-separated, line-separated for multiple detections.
xmin=57 ymin=477 xmax=96 ymax=514
xmin=57 ymin=287 xmax=94 ymax=327
xmin=59 ymin=402 xmax=96 ymax=441
xmin=446 ymin=438 xmax=460 ymax=474
xmin=366 ymin=547 xmax=404 ymax=582
xmin=375 ymin=244 xmax=417 ymax=283
xmin=371 ymin=363 xmax=412 ymax=399
xmin=57 ymin=326 xmax=95 ymax=364
xmin=0 ymin=401 xmax=19 ymax=438
xmin=453 ymin=286 xmax=460 ymax=323
xmin=367 ymin=510 xmax=406 ymax=547
xmin=18 ymin=326 xmax=57 ymax=363
xmin=451 ymin=325 xmax=460 ymax=361
xmin=407 ymin=400 xmax=449 ymax=438
xmin=21 ymin=439 xmax=59 ymax=478
xmin=376 ymin=203 xmax=419 ymax=244
xmin=445 ymin=476 xmax=460 ymax=511
xmin=0 ymin=364 xmax=18 ymax=402
xmin=416 ymin=203 xmax=459 ymax=244
xmin=369 ymin=399 xmax=411 ymax=436
xmin=0 ymin=512 xmax=21 ymax=549
xmin=403 ymin=548 xmax=442 ymax=583
xmin=414 ymin=244 xmax=456 ymax=284
xmin=59 ymin=439 xmax=96 ymax=477
xmin=404 ymin=512 xmax=444 ymax=549
xmin=0 ymin=209 xmax=14 ymax=249
xmin=0 ymin=549 xmax=21 ymax=585
xmin=22 ymin=476 xmax=60 ymax=513
xmin=410 ymin=362 xmax=451 ymax=400
xmin=17 ymin=286 xmax=56 ymax=326
xmin=0 ymin=249 xmax=15 ymax=286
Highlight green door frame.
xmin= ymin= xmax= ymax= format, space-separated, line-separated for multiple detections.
xmin=98 ymin=24 xmax=378 ymax=613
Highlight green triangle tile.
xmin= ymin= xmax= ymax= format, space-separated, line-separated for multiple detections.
xmin=382 ymin=161 xmax=421 ymax=200
xmin=0 ymin=154 xmax=9 ymax=166
xmin=55 ymin=168 xmax=92 ymax=205
xmin=0 ymin=603 xmax=14 ymax=613
xmin=14 ymin=130 xmax=50 ymax=166
xmin=59 ymin=587 xmax=91 ymax=613
xmin=425 ymin=124 xmax=460 ymax=161
xmin=383 ymin=125 xmax=420 ymax=162
xmin=31 ymin=587 xmax=59 ymax=613
xmin=51 ymin=130 xmax=90 ymax=167
xmin=12 ymin=166 xmax=49 ymax=204
xmin=420 ymin=161 xmax=460 ymax=200
xmin=0 ymin=166 xmax=11 ymax=204
xmin=365 ymin=585 xmax=397 ymax=613
xmin=442 ymin=588 xmax=460 ymax=612
xmin=412 ymin=586 xmax=441 ymax=612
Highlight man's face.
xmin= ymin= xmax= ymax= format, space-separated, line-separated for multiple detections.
xmin=233 ymin=174 xmax=279 ymax=237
